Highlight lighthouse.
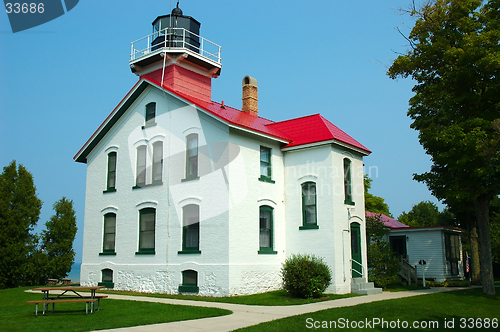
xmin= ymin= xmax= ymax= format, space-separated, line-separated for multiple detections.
xmin=129 ymin=2 xmax=221 ymax=103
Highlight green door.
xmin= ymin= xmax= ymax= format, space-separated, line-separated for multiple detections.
xmin=351 ymin=222 xmax=362 ymax=278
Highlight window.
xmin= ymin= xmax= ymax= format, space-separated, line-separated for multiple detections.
xmin=105 ymin=152 xmax=117 ymax=192
xmin=179 ymin=204 xmax=201 ymax=254
xmin=152 ymin=142 xmax=163 ymax=184
xmin=137 ymin=208 xmax=155 ymax=254
xmin=98 ymin=269 xmax=114 ymax=289
xmin=389 ymin=236 xmax=407 ymax=257
xmin=445 ymin=233 xmax=460 ymax=275
xmin=259 ymin=146 xmax=274 ymax=183
xmin=259 ymin=206 xmax=277 ymax=254
xmin=133 ymin=143 xmax=163 ymax=189
xmin=100 ymin=213 xmax=116 ymax=255
xmin=179 ymin=270 xmax=199 ymax=293
xmin=145 ymin=102 xmax=156 ymax=127
xmin=344 ymin=158 xmax=354 ymax=205
xmin=184 ymin=134 xmax=198 ymax=180
xmin=300 ymin=182 xmax=318 ymax=229
xmin=136 ymin=145 xmax=147 ymax=187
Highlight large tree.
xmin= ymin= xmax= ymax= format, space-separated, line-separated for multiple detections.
xmin=42 ymin=197 xmax=77 ymax=280
xmin=0 ymin=161 xmax=42 ymax=288
xmin=398 ymin=200 xmax=455 ymax=227
xmin=388 ymin=0 xmax=500 ymax=294
xmin=364 ymin=175 xmax=391 ymax=216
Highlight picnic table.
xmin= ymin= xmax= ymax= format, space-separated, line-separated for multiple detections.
xmin=28 ymin=286 xmax=106 ymax=316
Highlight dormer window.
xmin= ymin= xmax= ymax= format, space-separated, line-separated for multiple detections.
xmin=145 ymin=102 xmax=156 ymax=128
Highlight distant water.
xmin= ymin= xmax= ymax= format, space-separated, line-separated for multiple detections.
xmin=67 ymin=263 xmax=81 ymax=283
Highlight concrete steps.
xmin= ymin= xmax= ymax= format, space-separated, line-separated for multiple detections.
xmin=351 ymin=277 xmax=382 ymax=295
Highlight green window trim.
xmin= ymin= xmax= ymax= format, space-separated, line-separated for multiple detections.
xmin=258 ymin=175 xmax=275 ymax=184
xmin=132 ymin=182 xmax=163 ymax=190
xmin=259 ymin=205 xmax=277 ymax=254
xmin=99 ymin=252 xmax=117 ymax=256
xmin=145 ymin=102 xmax=156 ymax=127
xmin=181 ymin=204 xmax=200 ymax=253
xmin=106 ymin=152 xmax=117 ymax=191
xmin=102 ymin=213 xmax=116 ymax=254
xmin=138 ymin=208 xmax=155 ymax=254
xmin=98 ymin=281 xmax=115 ymax=288
xmin=301 ymin=181 xmax=318 ymax=229
xmin=185 ymin=134 xmax=198 ymax=180
xmin=343 ymin=158 xmax=355 ymax=205
xmin=179 ymin=270 xmax=199 ymax=293
xmin=136 ymin=145 xmax=147 ymax=187
xmin=99 ymin=269 xmax=114 ymax=289
xmin=152 ymin=141 xmax=163 ymax=185
xmin=103 ymin=188 xmax=117 ymax=193
xmin=259 ymin=146 xmax=273 ymax=182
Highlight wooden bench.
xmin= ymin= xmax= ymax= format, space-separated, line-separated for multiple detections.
xmin=46 ymin=295 xmax=108 ymax=311
xmin=27 ymin=299 xmax=98 ymax=317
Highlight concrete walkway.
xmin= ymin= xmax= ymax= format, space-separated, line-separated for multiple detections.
xmin=95 ymin=287 xmax=465 ymax=332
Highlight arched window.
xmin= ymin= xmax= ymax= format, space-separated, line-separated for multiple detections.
xmin=145 ymin=102 xmax=156 ymax=127
xmin=136 ymin=145 xmax=147 ymax=187
xmin=137 ymin=208 xmax=155 ymax=254
xmin=300 ymin=182 xmax=318 ymax=229
xmin=98 ymin=268 xmax=114 ymax=289
xmin=101 ymin=213 xmax=116 ymax=255
xmin=179 ymin=270 xmax=199 ymax=293
xmin=185 ymin=134 xmax=198 ymax=180
xmin=106 ymin=152 xmax=117 ymax=192
xmin=258 ymin=205 xmax=277 ymax=254
xmin=179 ymin=204 xmax=201 ymax=254
xmin=344 ymin=158 xmax=354 ymax=205
xmin=152 ymin=141 xmax=163 ymax=184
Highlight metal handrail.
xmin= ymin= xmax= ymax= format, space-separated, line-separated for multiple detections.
xmin=130 ymin=27 xmax=221 ymax=64
xmin=351 ymin=258 xmax=363 ymax=277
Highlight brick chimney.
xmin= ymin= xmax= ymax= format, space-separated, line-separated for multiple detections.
xmin=242 ymin=76 xmax=258 ymax=115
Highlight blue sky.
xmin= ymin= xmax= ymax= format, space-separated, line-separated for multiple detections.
xmin=0 ymin=0 xmax=442 ymax=264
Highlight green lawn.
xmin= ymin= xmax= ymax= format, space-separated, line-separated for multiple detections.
xmin=98 ymin=289 xmax=360 ymax=306
xmin=234 ymin=288 xmax=500 ymax=331
xmin=2 ymin=286 xmax=231 ymax=332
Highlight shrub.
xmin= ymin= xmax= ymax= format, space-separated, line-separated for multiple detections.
xmin=281 ymin=254 xmax=331 ymax=298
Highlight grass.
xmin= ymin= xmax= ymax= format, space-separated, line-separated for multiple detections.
xmin=383 ymin=284 xmax=430 ymax=292
xmin=98 ymin=289 xmax=361 ymax=306
xmin=1 ymin=286 xmax=231 ymax=332
xmin=234 ymin=288 xmax=500 ymax=331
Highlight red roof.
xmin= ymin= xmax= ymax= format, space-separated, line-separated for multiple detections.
xmin=267 ymin=114 xmax=371 ymax=152
xmin=75 ymin=77 xmax=370 ymax=162
xmin=366 ymin=211 xmax=410 ymax=229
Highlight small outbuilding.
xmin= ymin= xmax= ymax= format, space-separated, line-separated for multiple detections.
xmin=366 ymin=212 xmax=465 ymax=282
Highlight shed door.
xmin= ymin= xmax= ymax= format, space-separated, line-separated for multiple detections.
xmin=351 ymin=222 xmax=362 ymax=278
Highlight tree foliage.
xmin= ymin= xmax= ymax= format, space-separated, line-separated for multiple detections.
xmin=398 ymin=200 xmax=456 ymax=227
xmin=42 ymin=197 xmax=77 ymax=281
xmin=364 ymin=175 xmax=391 ymax=216
xmin=0 ymin=161 xmax=77 ymax=288
xmin=366 ymin=215 xmax=400 ymax=288
xmin=388 ymin=0 xmax=500 ymax=295
xmin=0 ymin=160 xmax=42 ymax=288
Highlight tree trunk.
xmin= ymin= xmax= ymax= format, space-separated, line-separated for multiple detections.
xmin=474 ymin=194 xmax=496 ymax=295
xmin=468 ymin=216 xmax=481 ymax=284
